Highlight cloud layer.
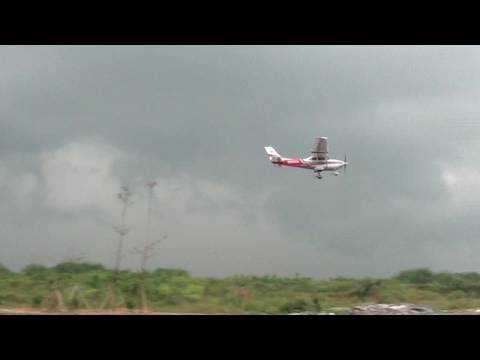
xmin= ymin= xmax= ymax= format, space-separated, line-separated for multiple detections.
xmin=1 ymin=45 xmax=480 ymax=278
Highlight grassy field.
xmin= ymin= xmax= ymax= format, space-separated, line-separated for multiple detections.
xmin=1 ymin=262 xmax=480 ymax=314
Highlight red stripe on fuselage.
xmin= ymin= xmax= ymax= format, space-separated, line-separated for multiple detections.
xmin=280 ymin=158 xmax=310 ymax=168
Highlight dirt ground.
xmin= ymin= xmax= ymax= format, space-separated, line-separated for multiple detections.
xmin=0 ymin=307 xmax=213 ymax=315
xmin=2 ymin=307 xmax=480 ymax=315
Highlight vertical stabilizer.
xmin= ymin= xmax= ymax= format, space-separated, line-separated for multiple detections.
xmin=264 ymin=146 xmax=281 ymax=157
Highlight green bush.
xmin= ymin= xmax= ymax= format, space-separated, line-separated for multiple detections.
xmin=32 ymin=295 xmax=44 ymax=307
xmin=126 ymin=300 xmax=136 ymax=309
xmin=180 ymin=283 xmax=205 ymax=303
xmin=23 ymin=264 xmax=51 ymax=280
xmin=153 ymin=268 xmax=190 ymax=278
xmin=396 ymin=268 xmax=434 ymax=284
xmin=351 ymin=279 xmax=383 ymax=299
xmin=53 ymin=261 xmax=105 ymax=273
xmin=88 ymin=274 xmax=103 ymax=289
xmin=458 ymin=272 xmax=480 ymax=282
xmin=280 ymin=299 xmax=309 ymax=313
xmin=312 ymin=296 xmax=322 ymax=312
xmin=448 ymin=290 xmax=467 ymax=299
xmin=431 ymin=272 xmax=465 ymax=292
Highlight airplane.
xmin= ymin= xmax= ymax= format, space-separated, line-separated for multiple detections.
xmin=264 ymin=137 xmax=348 ymax=180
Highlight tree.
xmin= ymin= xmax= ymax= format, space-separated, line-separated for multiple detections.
xmin=23 ymin=264 xmax=49 ymax=276
xmin=138 ymin=181 xmax=162 ymax=272
xmin=0 ymin=263 xmax=10 ymax=273
xmin=396 ymin=268 xmax=434 ymax=284
xmin=103 ymin=185 xmax=133 ymax=310
xmin=113 ymin=186 xmax=133 ymax=274
xmin=131 ymin=180 xmax=167 ymax=312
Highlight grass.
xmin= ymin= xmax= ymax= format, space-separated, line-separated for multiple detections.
xmin=1 ymin=263 xmax=480 ymax=313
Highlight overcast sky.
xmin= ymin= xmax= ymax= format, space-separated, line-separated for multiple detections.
xmin=1 ymin=45 xmax=480 ymax=278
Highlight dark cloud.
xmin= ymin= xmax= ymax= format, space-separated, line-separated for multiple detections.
xmin=1 ymin=45 xmax=480 ymax=277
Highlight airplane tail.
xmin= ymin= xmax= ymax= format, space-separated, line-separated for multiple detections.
xmin=264 ymin=146 xmax=282 ymax=164
xmin=264 ymin=146 xmax=281 ymax=157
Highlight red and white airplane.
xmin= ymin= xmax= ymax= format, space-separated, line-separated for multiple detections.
xmin=264 ymin=137 xmax=348 ymax=179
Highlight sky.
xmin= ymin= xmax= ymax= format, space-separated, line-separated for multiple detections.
xmin=1 ymin=45 xmax=480 ymax=278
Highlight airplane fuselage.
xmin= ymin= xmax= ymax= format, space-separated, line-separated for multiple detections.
xmin=272 ymin=157 xmax=345 ymax=171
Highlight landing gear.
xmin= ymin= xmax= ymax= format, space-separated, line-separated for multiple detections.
xmin=333 ymin=171 xmax=340 ymax=176
xmin=315 ymin=173 xmax=323 ymax=179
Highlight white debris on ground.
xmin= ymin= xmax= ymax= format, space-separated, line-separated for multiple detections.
xmin=347 ymin=303 xmax=437 ymax=315
xmin=0 ymin=308 xmax=16 ymax=314
xmin=288 ymin=304 xmax=446 ymax=315
xmin=288 ymin=312 xmax=336 ymax=315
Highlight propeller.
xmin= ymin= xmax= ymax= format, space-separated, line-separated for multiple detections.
xmin=344 ymin=155 xmax=348 ymax=173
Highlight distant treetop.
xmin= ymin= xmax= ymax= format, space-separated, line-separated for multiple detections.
xmin=0 ymin=263 xmax=10 ymax=273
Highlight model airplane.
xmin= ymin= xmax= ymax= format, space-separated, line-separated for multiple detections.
xmin=264 ymin=137 xmax=348 ymax=179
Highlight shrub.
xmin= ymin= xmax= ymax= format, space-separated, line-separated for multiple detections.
xmin=32 ymin=295 xmax=44 ymax=307
xmin=351 ymin=279 xmax=383 ymax=299
xmin=431 ymin=272 xmax=465 ymax=292
xmin=312 ymin=297 xmax=322 ymax=312
xmin=53 ymin=261 xmax=105 ymax=273
xmin=396 ymin=268 xmax=434 ymax=284
xmin=448 ymin=290 xmax=467 ymax=299
xmin=23 ymin=264 xmax=49 ymax=276
xmin=458 ymin=272 xmax=480 ymax=282
xmin=280 ymin=299 xmax=309 ymax=313
xmin=88 ymin=275 xmax=102 ymax=289
xmin=126 ymin=300 xmax=136 ymax=309
xmin=153 ymin=268 xmax=190 ymax=279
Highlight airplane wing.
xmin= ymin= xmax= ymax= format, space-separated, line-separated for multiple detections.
xmin=311 ymin=137 xmax=329 ymax=160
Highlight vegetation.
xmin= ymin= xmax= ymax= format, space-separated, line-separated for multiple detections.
xmin=1 ymin=264 xmax=480 ymax=313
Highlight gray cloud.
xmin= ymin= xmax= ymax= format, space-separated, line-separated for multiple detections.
xmin=1 ymin=45 xmax=480 ymax=278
